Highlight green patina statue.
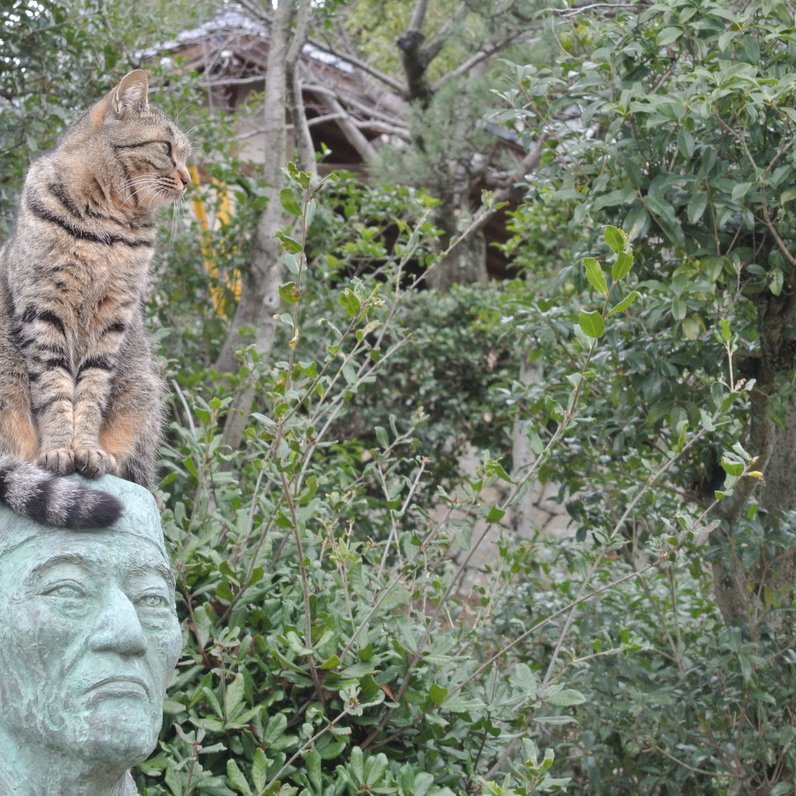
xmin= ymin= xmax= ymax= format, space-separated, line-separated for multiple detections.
xmin=0 ymin=475 xmax=182 ymax=795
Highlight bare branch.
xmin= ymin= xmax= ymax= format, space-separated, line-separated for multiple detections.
xmin=286 ymin=0 xmax=312 ymax=65
xmin=319 ymin=92 xmax=379 ymax=164
xmin=200 ymin=74 xmax=266 ymax=89
xmin=305 ymin=110 xmax=408 ymax=139
xmin=305 ymin=37 xmax=406 ymax=95
xmin=238 ymin=0 xmax=273 ymax=24
xmin=432 ymin=27 xmax=535 ymax=90
xmin=303 ymin=82 xmax=408 ymax=133
xmin=718 ymin=117 xmax=796 ymax=269
xmin=408 ymin=0 xmax=430 ymax=33
xmin=418 ymin=1 xmax=470 ymax=65
xmin=553 ymin=1 xmax=651 ymax=16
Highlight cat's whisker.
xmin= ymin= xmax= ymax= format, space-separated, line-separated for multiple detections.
xmin=183 ymin=119 xmax=215 ymax=136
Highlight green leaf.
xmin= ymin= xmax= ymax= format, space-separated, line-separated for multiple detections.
xmin=319 ymin=737 xmax=347 ymax=760
xmin=583 ymin=257 xmax=608 ymax=295
xmin=578 ymin=310 xmax=605 ymax=338
xmin=731 ymin=181 xmax=753 ymax=201
xmin=226 ymin=760 xmax=252 ymax=796
xmin=643 ymin=194 xmax=677 ymax=229
xmin=427 ymin=683 xmax=448 ymax=705
xmin=279 ymin=187 xmax=302 ymax=217
xmin=721 ymin=457 xmax=745 ymax=477
xmin=374 ymin=426 xmax=389 ymax=448
xmin=675 ymin=419 xmax=688 ymax=453
xmin=611 ymin=251 xmax=633 ymax=281
xmin=275 ymin=230 xmax=302 ymax=253
xmin=527 ymin=425 xmax=545 ymax=455
xmin=686 ymin=192 xmax=708 ymax=224
xmin=604 ymin=225 xmax=626 ymax=254
xmin=279 ymin=281 xmax=301 ymax=304
xmin=657 ymin=26 xmax=683 ymax=46
xmin=252 ymin=749 xmax=269 ymax=794
xmin=780 ymin=186 xmax=796 ymax=204
xmin=486 ymin=505 xmax=506 ymax=523
xmin=305 ymin=749 xmax=322 ymax=790
xmin=608 ymin=290 xmax=639 ymax=316
xmin=770 ymin=268 xmax=784 ymax=296
xmin=718 ymin=29 xmax=736 ymax=51
xmin=624 ymin=203 xmax=648 ymax=239
xmin=339 ymin=288 xmax=361 ymax=317
xmin=263 ymin=713 xmax=288 ymax=745
xmin=682 ymin=315 xmax=702 ymax=340
xmin=719 ymin=319 xmax=732 ymax=343
xmin=545 ymin=688 xmax=587 ymax=707
xmin=224 ymin=673 xmax=245 ymax=718
xmin=677 ymin=129 xmax=695 ymax=159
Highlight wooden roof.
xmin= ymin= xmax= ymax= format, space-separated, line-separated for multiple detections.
xmin=150 ymin=4 xmax=522 ymax=278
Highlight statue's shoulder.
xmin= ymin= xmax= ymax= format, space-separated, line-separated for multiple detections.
xmin=113 ymin=771 xmax=140 ymax=795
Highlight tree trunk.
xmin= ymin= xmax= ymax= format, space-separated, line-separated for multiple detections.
xmin=710 ymin=288 xmax=796 ymax=640
xmin=425 ymin=217 xmax=488 ymax=290
xmin=217 ymin=0 xmax=313 ymax=451
xmin=510 ymin=355 xmax=542 ymax=536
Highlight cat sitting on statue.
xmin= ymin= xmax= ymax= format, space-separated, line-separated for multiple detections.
xmin=0 ymin=70 xmax=191 ymax=528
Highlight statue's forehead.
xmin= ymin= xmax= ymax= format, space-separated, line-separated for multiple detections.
xmin=1 ymin=532 xmax=173 ymax=586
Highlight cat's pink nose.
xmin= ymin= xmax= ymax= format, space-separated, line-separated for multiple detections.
xmin=177 ymin=167 xmax=191 ymax=189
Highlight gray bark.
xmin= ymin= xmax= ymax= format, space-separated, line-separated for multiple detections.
xmin=217 ymin=0 xmax=313 ymax=451
xmin=510 ymin=356 xmax=542 ymax=536
xmin=711 ymin=288 xmax=796 ymax=640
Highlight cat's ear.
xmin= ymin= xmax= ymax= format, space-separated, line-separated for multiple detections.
xmin=88 ymin=70 xmax=150 ymax=129
xmin=110 ymin=70 xmax=150 ymax=117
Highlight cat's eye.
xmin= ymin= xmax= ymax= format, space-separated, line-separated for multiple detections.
xmin=158 ymin=141 xmax=171 ymax=155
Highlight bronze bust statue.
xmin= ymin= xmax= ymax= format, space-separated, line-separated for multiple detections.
xmin=0 ymin=475 xmax=182 ymax=795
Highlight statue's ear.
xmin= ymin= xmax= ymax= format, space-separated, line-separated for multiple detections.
xmin=110 ymin=69 xmax=150 ymax=117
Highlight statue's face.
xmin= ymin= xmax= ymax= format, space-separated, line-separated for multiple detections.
xmin=0 ymin=530 xmax=182 ymax=767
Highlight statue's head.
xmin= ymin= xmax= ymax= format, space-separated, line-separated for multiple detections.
xmin=0 ymin=475 xmax=182 ymax=777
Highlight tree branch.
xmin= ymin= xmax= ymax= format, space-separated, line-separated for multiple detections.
xmin=432 ymin=27 xmax=534 ymax=91
xmin=304 ymin=82 xmax=406 ymax=129
xmin=317 ymin=91 xmax=379 ymax=164
xmin=305 ymin=37 xmax=406 ymax=95
xmin=408 ymin=0 xmax=430 ymax=33
xmin=418 ymin=1 xmax=470 ymax=66
xmin=553 ymin=1 xmax=651 ymax=17
xmin=237 ymin=0 xmax=273 ymax=24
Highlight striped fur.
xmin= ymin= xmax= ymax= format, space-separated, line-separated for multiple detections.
xmin=0 ymin=70 xmax=191 ymax=528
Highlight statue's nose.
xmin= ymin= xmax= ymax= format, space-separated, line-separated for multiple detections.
xmin=87 ymin=586 xmax=146 ymax=656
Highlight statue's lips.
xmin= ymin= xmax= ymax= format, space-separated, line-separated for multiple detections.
xmin=83 ymin=676 xmax=149 ymax=700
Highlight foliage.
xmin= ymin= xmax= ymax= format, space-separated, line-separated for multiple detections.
xmin=5 ymin=2 xmax=796 ymax=794
xmin=335 ymin=281 xmax=517 ymax=490
xmin=489 ymin=0 xmax=796 ymax=791
xmin=137 ymin=172 xmax=645 ymax=796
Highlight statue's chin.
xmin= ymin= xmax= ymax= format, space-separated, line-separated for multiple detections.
xmin=62 ymin=700 xmax=162 ymax=768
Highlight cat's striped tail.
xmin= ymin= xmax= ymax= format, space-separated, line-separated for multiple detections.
xmin=0 ymin=454 xmax=122 ymax=528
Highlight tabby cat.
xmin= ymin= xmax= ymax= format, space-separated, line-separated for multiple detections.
xmin=0 ymin=69 xmax=191 ymax=528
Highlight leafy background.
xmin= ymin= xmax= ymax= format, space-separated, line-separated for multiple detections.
xmin=3 ymin=0 xmax=796 ymax=794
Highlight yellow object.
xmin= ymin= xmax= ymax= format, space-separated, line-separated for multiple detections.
xmin=188 ymin=164 xmax=241 ymax=317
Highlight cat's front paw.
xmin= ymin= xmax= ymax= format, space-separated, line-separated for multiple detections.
xmin=39 ymin=448 xmax=76 ymax=475
xmin=72 ymin=447 xmax=119 ymax=479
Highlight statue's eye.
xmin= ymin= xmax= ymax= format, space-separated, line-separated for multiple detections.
xmin=43 ymin=582 xmax=85 ymax=599
xmin=137 ymin=592 xmax=170 ymax=609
